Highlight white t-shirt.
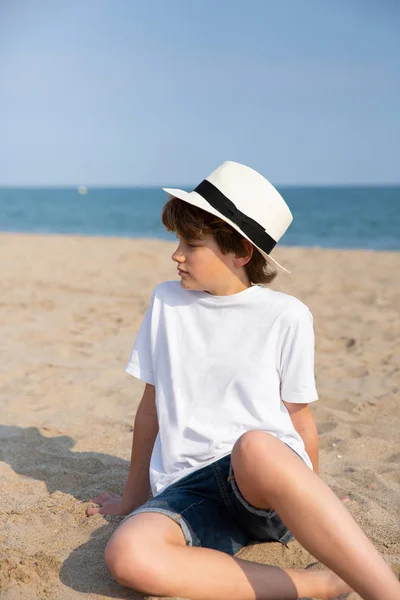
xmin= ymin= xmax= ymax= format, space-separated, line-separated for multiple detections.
xmin=126 ymin=280 xmax=319 ymax=498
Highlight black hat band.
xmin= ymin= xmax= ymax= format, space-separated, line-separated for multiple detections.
xmin=194 ymin=179 xmax=277 ymax=255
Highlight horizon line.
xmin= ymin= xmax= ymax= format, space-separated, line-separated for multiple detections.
xmin=1 ymin=182 xmax=400 ymax=189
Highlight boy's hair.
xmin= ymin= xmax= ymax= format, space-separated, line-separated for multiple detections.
xmin=161 ymin=196 xmax=278 ymax=285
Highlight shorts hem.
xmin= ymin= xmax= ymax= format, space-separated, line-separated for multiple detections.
xmin=278 ymin=528 xmax=295 ymax=545
xmin=122 ymin=506 xmax=193 ymax=546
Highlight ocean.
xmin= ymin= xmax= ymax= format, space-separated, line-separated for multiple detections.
xmin=0 ymin=186 xmax=399 ymax=250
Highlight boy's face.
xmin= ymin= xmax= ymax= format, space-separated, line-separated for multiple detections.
xmin=172 ymin=232 xmax=251 ymax=294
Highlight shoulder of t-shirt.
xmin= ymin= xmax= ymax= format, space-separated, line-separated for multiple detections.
xmin=150 ymin=280 xmax=181 ymax=302
xmin=265 ymin=288 xmax=313 ymax=323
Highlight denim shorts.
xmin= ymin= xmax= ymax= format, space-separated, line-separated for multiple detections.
xmin=122 ymin=445 xmax=303 ymax=556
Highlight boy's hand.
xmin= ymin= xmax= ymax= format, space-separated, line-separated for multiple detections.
xmin=86 ymin=491 xmax=131 ymax=517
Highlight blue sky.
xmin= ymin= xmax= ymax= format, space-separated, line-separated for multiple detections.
xmin=1 ymin=0 xmax=399 ymax=186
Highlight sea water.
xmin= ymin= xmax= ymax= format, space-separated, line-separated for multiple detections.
xmin=0 ymin=186 xmax=398 ymax=250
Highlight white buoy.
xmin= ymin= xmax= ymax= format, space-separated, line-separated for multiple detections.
xmin=78 ymin=185 xmax=88 ymax=195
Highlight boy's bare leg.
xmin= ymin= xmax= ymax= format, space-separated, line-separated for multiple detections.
xmin=229 ymin=430 xmax=400 ymax=600
xmin=106 ymin=513 xmax=350 ymax=600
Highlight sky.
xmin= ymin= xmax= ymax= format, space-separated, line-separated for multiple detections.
xmin=0 ymin=0 xmax=399 ymax=186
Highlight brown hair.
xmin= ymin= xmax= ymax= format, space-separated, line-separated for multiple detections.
xmin=161 ymin=196 xmax=278 ymax=285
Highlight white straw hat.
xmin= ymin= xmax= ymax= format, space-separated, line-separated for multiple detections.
xmin=163 ymin=160 xmax=293 ymax=274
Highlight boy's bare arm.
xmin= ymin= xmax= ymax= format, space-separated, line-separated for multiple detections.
xmin=86 ymin=382 xmax=158 ymax=517
xmin=123 ymin=382 xmax=159 ymax=509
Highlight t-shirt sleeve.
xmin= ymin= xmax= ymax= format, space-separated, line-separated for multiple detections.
xmin=279 ymin=306 xmax=319 ymax=404
xmin=125 ymin=291 xmax=156 ymax=385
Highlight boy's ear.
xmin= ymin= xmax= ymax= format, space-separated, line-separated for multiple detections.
xmin=233 ymin=241 xmax=253 ymax=268
xmin=240 ymin=239 xmax=254 ymax=261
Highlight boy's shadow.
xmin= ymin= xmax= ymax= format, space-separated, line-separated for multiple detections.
xmin=1 ymin=424 xmax=145 ymax=598
xmin=0 ymin=424 xmax=129 ymax=500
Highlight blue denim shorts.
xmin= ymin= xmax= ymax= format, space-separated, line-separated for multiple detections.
xmin=122 ymin=446 xmax=302 ymax=556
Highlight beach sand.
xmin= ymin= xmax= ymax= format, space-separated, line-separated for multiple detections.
xmin=0 ymin=232 xmax=399 ymax=600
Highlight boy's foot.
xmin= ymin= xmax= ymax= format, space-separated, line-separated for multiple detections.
xmin=299 ymin=561 xmax=353 ymax=600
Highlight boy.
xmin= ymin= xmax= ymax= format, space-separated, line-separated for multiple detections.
xmin=87 ymin=162 xmax=400 ymax=599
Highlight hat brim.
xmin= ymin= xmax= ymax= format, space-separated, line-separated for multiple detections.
xmin=163 ymin=187 xmax=291 ymax=275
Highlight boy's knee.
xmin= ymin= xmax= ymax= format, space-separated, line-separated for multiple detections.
xmin=105 ymin=537 xmax=139 ymax=588
xmin=104 ymin=535 xmax=164 ymax=593
xmin=231 ymin=430 xmax=292 ymax=486
xmin=232 ymin=429 xmax=276 ymax=462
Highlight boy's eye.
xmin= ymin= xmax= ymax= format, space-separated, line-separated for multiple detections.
xmin=175 ymin=235 xmax=199 ymax=248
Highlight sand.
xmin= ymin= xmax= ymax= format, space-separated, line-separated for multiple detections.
xmin=0 ymin=232 xmax=399 ymax=600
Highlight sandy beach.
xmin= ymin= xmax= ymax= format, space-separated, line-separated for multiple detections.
xmin=0 ymin=232 xmax=399 ymax=600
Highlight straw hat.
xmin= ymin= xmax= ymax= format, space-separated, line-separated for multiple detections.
xmin=163 ymin=160 xmax=293 ymax=274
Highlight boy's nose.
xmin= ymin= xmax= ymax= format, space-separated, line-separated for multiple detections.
xmin=172 ymin=247 xmax=185 ymax=262
xmin=172 ymin=254 xmax=185 ymax=265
